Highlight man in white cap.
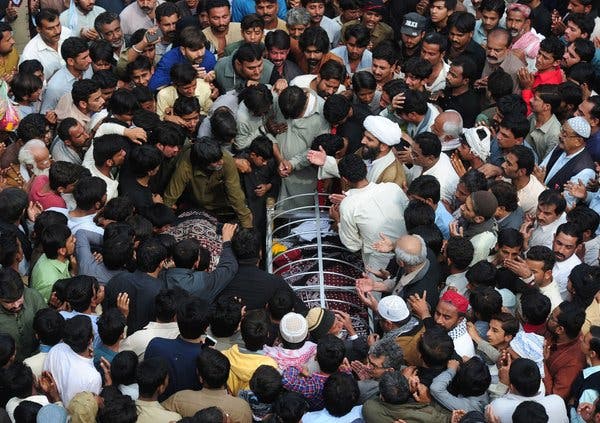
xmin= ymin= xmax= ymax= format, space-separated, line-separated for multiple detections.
xmin=330 ymin=155 xmax=408 ymax=271
xmin=539 ymin=116 xmax=595 ymax=205
xmin=453 ymin=126 xmax=491 ymax=175
xmin=263 ymin=312 xmax=317 ymax=371
xmin=307 ymin=115 xmax=406 ymax=188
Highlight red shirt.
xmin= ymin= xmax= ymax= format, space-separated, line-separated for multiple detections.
xmin=543 ymin=336 xmax=586 ymax=399
xmin=29 ymin=175 xmax=66 ymax=210
xmin=522 ymin=66 xmax=564 ymax=116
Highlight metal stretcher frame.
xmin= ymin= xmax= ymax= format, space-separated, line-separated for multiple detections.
xmin=266 ymin=192 xmax=374 ymax=334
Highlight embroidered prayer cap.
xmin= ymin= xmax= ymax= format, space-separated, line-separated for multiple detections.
xmin=280 ymin=312 xmax=309 ymax=344
xmin=440 ymin=290 xmax=469 ymax=314
xmin=567 ymin=116 xmax=591 ymax=139
xmin=306 ymin=307 xmax=335 ymax=341
xmin=463 ymin=127 xmax=491 ymax=162
xmin=378 ymin=295 xmax=410 ymax=322
xmin=363 ymin=115 xmax=402 ymax=146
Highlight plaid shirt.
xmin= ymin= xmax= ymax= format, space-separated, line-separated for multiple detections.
xmin=282 ymin=366 xmax=329 ymax=411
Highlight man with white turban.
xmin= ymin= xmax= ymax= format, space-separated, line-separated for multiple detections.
xmin=307 ymin=115 xmax=406 ymax=188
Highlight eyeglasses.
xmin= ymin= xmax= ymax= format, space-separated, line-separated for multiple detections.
xmin=560 ymin=128 xmax=580 ymax=138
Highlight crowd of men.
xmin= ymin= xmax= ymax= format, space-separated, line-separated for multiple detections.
xmin=2 ymin=0 xmax=600 ymax=420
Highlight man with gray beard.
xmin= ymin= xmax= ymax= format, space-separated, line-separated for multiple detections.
xmin=18 ymin=139 xmax=52 ymax=182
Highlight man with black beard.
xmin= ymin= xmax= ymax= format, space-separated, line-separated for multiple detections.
xmin=544 ymin=301 xmax=586 ymax=400
xmin=308 ymin=115 xmax=406 ymax=188
xmin=155 ymin=2 xmax=180 ymax=61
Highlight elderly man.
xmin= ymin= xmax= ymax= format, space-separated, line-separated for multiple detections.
xmin=430 ymin=109 xmax=463 ymax=153
xmin=94 ymin=12 xmax=125 ymax=61
xmin=330 ymin=155 xmax=409 ymax=272
xmin=355 ymin=234 xmax=441 ymax=310
xmin=119 ymin=0 xmax=163 ymax=36
xmin=308 ymin=115 xmax=406 ymax=188
xmin=480 ymin=28 xmax=526 ymax=94
xmin=18 ymin=139 xmax=52 ymax=183
xmin=539 ymin=116 xmax=595 ymax=204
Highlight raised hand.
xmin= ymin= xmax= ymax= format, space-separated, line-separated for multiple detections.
xmin=450 ymin=152 xmax=467 ymax=178
xmin=503 ymin=256 xmax=531 ymax=278
xmin=373 ymin=232 xmax=394 ymax=253
xmin=564 ymin=179 xmax=588 ymax=200
xmin=407 ymin=291 xmax=430 ymax=320
xmin=307 ymin=145 xmax=327 ymax=167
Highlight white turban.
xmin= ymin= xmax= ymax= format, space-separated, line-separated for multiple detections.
xmin=463 ymin=127 xmax=491 ymax=162
xmin=363 ymin=116 xmax=402 ymax=146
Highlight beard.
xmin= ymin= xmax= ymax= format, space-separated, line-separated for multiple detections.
xmin=32 ymin=166 xmax=49 ymax=177
xmin=362 ymin=145 xmax=379 ymax=161
xmin=307 ymin=59 xmax=320 ymax=69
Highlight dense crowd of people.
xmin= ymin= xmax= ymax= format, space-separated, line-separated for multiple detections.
xmin=1 ymin=0 xmax=600 ymax=421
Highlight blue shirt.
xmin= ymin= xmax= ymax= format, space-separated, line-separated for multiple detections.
xmin=435 ymin=204 xmax=453 ymax=240
xmin=330 ymin=46 xmax=372 ymax=76
xmin=145 ymin=336 xmax=203 ymax=400
xmin=232 ymin=0 xmax=287 ymax=22
xmin=148 ymin=47 xmax=217 ymax=92
xmin=587 ymin=131 xmax=600 ymax=162
xmin=93 ymin=343 xmax=118 ymax=380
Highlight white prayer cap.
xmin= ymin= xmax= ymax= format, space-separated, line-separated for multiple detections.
xmin=363 ymin=116 xmax=402 ymax=146
xmin=463 ymin=127 xmax=491 ymax=162
xmin=567 ymin=116 xmax=591 ymax=139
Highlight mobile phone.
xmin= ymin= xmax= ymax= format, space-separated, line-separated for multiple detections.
xmin=145 ymin=29 xmax=162 ymax=43
xmin=203 ymin=334 xmax=218 ymax=348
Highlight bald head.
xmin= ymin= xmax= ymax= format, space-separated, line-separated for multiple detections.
xmin=487 ymin=28 xmax=511 ymax=48
xmin=433 ymin=110 xmax=463 ymax=141
xmin=395 ymin=235 xmax=427 ymax=267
